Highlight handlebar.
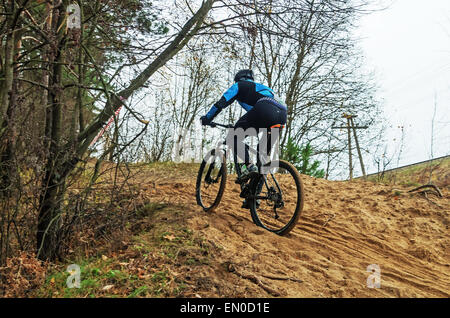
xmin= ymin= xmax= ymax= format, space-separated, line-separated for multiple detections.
xmin=207 ymin=122 xmax=234 ymax=129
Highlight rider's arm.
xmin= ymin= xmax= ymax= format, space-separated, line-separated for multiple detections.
xmin=205 ymin=83 xmax=239 ymax=120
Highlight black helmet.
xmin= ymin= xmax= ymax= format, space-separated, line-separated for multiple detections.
xmin=234 ymin=69 xmax=254 ymax=82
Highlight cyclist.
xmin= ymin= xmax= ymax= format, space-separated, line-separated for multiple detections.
xmin=200 ymin=69 xmax=287 ymax=208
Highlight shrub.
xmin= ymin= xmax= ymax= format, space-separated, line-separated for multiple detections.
xmin=282 ymin=138 xmax=325 ymax=178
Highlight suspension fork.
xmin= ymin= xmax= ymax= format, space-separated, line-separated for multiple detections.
xmin=205 ymin=149 xmax=226 ymax=184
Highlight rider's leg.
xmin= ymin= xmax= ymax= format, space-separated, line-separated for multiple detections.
xmin=230 ymin=110 xmax=258 ymax=169
xmin=231 ymin=103 xmax=284 ymax=170
xmin=230 ymin=100 xmax=287 ymax=209
xmin=229 ymin=101 xmax=286 ymax=179
xmin=251 ymin=100 xmax=287 ymax=167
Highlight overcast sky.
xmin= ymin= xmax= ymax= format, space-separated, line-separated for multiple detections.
xmin=356 ymin=0 xmax=450 ymax=172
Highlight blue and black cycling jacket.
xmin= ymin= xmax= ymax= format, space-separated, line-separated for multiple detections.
xmin=205 ymin=79 xmax=280 ymax=120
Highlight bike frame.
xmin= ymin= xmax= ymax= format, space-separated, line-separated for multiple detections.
xmin=205 ymin=122 xmax=284 ymax=202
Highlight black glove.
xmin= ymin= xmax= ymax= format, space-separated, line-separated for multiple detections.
xmin=200 ymin=115 xmax=211 ymax=126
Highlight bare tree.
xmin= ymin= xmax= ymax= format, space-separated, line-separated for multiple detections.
xmin=0 ymin=0 xmax=217 ymax=261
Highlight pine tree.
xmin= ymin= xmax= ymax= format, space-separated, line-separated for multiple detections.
xmin=282 ymin=138 xmax=325 ymax=178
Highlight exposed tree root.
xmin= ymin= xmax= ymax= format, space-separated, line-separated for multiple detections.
xmin=225 ymin=262 xmax=283 ymax=297
xmin=421 ymin=192 xmax=444 ymax=208
xmin=322 ymin=214 xmax=336 ymax=228
xmin=261 ymin=274 xmax=303 ymax=283
xmin=235 ymin=271 xmax=282 ymax=297
xmin=408 ymin=184 xmax=443 ymax=198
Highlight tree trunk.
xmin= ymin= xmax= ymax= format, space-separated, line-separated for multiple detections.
xmin=0 ymin=28 xmax=16 ymax=192
xmin=37 ymin=2 xmax=67 ymax=261
xmin=37 ymin=172 xmax=64 ymax=260
xmin=36 ymin=0 xmax=215 ymax=260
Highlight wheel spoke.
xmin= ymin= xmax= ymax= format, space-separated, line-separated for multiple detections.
xmin=250 ymin=160 xmax=303 ymax=235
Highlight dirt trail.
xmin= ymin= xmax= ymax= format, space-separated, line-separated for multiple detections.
xmin=134 ymin=165 xmax=449 ymax=298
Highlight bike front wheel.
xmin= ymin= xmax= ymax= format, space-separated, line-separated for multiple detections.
xmin=250 ymin=160 xmax=304 ymax=235
xmin=195 ymin=149 xmax=227 ymax=212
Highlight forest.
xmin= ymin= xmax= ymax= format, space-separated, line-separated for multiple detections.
xmin=0 ymin=0 xmax=384 ymax=274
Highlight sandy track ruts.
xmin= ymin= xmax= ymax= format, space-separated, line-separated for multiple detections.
xmin=131 ymin=168 xmax=449 ymax=298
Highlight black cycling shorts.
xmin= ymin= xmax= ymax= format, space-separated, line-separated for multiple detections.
xmin=234 ymin=97 xmax=287 ymax=130
xmin=231 ymin=97 xmax=287 ymax=165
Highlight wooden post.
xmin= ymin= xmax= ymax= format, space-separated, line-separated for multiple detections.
xmin=350 ymin=117 xmax=367 ymax=179
xmin=332 ymin=113 xmax=368 ymax=181
xmin=346 ymin=117 xmax=353 ymax=180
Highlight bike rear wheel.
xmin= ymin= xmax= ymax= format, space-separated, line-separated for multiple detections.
xmin=195 ymin=149 xmax=227 ymax=212
xmin=250 ymin=160 xmax=304 ymax=235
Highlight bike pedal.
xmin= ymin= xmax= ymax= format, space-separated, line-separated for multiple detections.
xmin=240 ymin=185 xmax=250 ymax=199
xmin=236 ymin=171 xmax=258 ymax=185
xmin=235 ymin=175 xmax=249 ymax=185
xmin=240 ymin=190 xmax=249 ymax=199
xmin=241 ymin=199 xmax=261 ymax=209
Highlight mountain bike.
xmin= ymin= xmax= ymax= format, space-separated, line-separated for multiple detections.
xmin=195 ymin=122 xmax=304 ymax=236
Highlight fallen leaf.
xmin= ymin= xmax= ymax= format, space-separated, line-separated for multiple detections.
xmin=102 ymin=255 xmax=108 ymax=261
xmin=163 ymin=234 xmax=176 ymax=241
xmin=102 ymin=285 xmax=114 ymax=291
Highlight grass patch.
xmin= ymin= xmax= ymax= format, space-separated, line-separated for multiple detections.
xmin=32 ymin=202 xmax=215 ymax=298
xmin=34 ymin=258 xmax=121 ymax=298
xmin=364 ymin=156 xmax=450 ymax=188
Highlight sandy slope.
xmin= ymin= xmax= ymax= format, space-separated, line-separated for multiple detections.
xmin=134 ymin=165 xmax=449 ymax=298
